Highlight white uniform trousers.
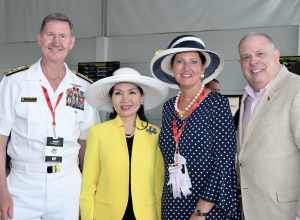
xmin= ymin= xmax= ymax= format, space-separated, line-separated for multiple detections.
xmin=7 ymin=160 xmax=81 ymax=220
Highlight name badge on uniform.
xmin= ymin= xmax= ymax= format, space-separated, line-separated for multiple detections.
xmin=45 ymin=137 xmax=64 ymax=163
xmin=21 ymin=97 xmax=37 ymax=102
xmin=66 ymin=87 xmax=85 ymax=110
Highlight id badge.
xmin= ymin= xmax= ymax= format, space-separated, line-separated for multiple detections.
xmin=168 ymin=163 xmax=185 ymax=174
xmin=167 ymin=153 xmax=192 ymax=198
xmin=45 ymin=137 xmax=63 ymax=162
xmin=168 ymin=153 xmax=187 ymax=175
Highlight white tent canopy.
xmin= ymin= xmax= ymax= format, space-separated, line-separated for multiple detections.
xmin=1 ymin=0 xmax=300 ymax=41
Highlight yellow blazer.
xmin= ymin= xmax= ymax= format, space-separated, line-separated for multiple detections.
xmin=80 ymin=116 xmax=164 ymax=220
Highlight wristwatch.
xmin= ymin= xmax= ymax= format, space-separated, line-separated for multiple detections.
xmin=194 ymin=207 xmax=208 ymax=216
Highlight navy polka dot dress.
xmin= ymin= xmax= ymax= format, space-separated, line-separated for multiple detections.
xmin=159 ymin=93 xmax=241 ymax=220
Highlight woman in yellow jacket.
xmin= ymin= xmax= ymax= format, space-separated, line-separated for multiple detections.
xmin=80 ymin=67 xmax=169 ymax=220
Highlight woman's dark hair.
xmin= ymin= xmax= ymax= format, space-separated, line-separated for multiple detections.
xmin=108 ymin=84 xmax=149 ymax=130
xmin=170 ymin=51 xmax=206 ymax=67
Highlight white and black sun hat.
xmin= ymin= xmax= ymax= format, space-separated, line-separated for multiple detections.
xmin=150 ymin=35 xmax=224 ymax=89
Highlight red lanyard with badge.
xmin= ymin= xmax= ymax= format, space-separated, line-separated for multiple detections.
xmin=41 ymin=85 xmax=64 ymax=163
xmin=168 ymin=87 xmax=208 ymax=199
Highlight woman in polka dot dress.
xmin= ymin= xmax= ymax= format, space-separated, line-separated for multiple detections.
xmin=151 ymin=35 xmax=241 ymax=220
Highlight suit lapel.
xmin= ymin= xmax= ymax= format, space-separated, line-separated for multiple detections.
xmin=239 ymin=66 xmax=288 ymax=156
xmin=132 ymin=118 xmax=154 ymax=150
xmin=238 ymin=93 xmax=247 ymax=152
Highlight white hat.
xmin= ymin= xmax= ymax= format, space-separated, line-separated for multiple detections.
xmin=86 ymin=67 xmax=169 ymax=112
xmin=150 ymin=35 xmax=224 ymax=89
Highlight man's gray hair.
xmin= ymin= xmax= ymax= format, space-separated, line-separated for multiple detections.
xmin=40 ymin=12 xmax=73 ymax=33
xmin=238 ymin=32 xmax=276 ymax=51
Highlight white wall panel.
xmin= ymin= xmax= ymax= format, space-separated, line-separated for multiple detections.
xmin=108 ymin=26 xmax=298 ymax=63
xmin=67 ymin=37 xmax=98 ymax=69
xmin=0 ymin=37 xmax=99 ymax=72
xmin=0 ymin=42 xmax=40 ymax=69
xmin=6 ymin=0 xmax=102 ymax=42
xmin=0 ymin=0 xmax=5 ymax=43
xmin=108 ymin=0 xmax=300 ymax=36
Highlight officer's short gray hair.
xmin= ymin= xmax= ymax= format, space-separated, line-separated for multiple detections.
xmin=40 ymin=12 xmax=74 ymax=34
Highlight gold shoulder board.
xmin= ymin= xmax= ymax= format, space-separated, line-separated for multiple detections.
xmin=4 ymin=65 xmax=30 ymax=76
xmin=75 ymin=72 xmax=93 ymax=83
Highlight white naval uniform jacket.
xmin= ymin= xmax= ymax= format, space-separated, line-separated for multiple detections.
xmin=0 ymin=59 xmax=98 ymax=164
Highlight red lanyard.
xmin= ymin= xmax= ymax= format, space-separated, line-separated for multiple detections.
xmin=172 ymin=88 xmax=208 ymax=153
xmin=41 ymin=86 xmax=64 ymax=127
xmin=172 ymin=118 xmax=187 ymax=153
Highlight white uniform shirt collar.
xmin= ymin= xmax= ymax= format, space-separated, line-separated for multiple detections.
xmin=29 ymin=59 xmax=74 ymax=94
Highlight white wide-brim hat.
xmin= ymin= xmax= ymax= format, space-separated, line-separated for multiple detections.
xmin=150 ymin=35 xmax=224 ymax=89
xmin=86 ymin=67 xmax=169 ymax=112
